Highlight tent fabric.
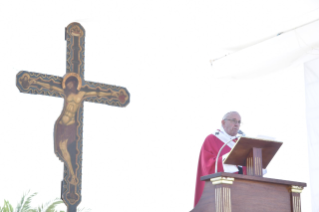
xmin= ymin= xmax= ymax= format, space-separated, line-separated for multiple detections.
xmin=211 ymin=20 xmax=319 ymax=79
xmin=304 ymin=58 xmax=319 ymax=212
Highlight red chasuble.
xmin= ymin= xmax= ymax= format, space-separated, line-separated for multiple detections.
xmin=194 ymin=133 xmax=246 ymax=207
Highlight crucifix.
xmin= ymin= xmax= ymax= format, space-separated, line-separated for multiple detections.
xmin=16 ymin=22 xmax=130 ymax=212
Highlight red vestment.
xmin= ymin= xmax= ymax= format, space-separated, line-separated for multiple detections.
xmin=194 ymin=133 xmax=246 ymax=207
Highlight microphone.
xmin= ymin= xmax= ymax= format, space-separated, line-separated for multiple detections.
xmin=237 ymin=130 xmax=245 ymax=136
xmin=214 ymin=129 xmax=244 ymax=173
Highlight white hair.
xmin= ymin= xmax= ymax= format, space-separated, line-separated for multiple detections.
xmin=222 ymin=111 xmax=240 ymax=121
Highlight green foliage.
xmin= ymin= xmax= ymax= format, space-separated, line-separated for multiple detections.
xmin=16 ymin=191 xmax=37 ymax=212
xmin=0 ymin=192 xmax=91 ymax=212
xmin=77 ymin=208 xmax=91 ymax=212
xmin=0 ymin=191 xmax=67 ymax=212
xmin=28 ymin=198 xmax=63 ymax=212
xmin=0 ymin=200 xmax=14 ymax=212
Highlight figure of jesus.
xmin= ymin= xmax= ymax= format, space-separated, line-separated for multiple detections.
xmin=21 ymin=72 xmax=127 ymax=201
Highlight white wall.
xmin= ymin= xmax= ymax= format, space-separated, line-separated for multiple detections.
xmin=304 ymin=58 xmax=319 ymax=212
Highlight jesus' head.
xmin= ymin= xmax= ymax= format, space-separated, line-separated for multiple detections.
xmin=64 ymin=76 xmax=79 ymax=95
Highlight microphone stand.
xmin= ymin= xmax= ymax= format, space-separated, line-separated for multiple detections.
xmin=214 ymin=130 xmax=244 ymax=173
xmin=214 ymin=138 xmax=236 ymax=173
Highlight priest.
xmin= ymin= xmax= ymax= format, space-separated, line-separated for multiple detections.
xmin=194 ymin=111 xmax=244 ymax=207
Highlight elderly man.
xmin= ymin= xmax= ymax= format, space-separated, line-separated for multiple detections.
xmin=194 ymin=111 xmax=244 ymax=207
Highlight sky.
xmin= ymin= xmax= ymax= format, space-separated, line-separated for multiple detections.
xmin=1 ymin=0 xmax=318 ymax=211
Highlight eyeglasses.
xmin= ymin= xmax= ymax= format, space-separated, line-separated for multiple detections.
xmin=225 ymin=119 xmax=241 ymax=124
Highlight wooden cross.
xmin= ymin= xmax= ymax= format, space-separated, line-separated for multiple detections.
xmin=16 ymin=23 xmax=130 ymax=212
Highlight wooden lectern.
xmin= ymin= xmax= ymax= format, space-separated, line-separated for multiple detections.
xmin=191 ymin=137 xmax=307 ymax=212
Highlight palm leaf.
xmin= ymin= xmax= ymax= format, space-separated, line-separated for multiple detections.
xmin=77 ymin=208 xmax=91 ymax=212
xmin=15 ymin=190 xmax=37 ymax=212
xmin=21 ymin=192 xmax=37 ymax=212
xmin=29 ymin=198 xmax=63 ymax=212
xmin=0 ymin=200 xmax=14 ymax=212
xmin=42 ymin=198 xmax=63 ymax=212
xmin=15 ymin=191 xmax=27 ymax=212
xmin=2 ymin=191 xmax=67 ymax=212
xmin=5 ymin=200 xmax=14 ymax=212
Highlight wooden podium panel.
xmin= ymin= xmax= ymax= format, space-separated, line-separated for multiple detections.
xmin=191 ymin=173 xmax=306 ymax=212
xmin=224 ymin=136 xmax=283 ymax=168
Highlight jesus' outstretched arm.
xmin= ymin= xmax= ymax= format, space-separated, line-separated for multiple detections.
xmin=31 ymin=80 xmax=64 ymax=94
xmin=84 ymin=88 xmax=116 ymax=98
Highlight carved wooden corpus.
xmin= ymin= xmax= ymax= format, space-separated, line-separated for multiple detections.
xmin=246 ymin=147 xmax=263 ymax=177
xmin=210 ymin=177 xmax=234 ymax=212
xmin=290 ymin=186 xmax=303 ymax=212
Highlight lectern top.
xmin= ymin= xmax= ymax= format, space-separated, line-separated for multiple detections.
xmin=224 ymin=136 xmax=282 ymax=168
